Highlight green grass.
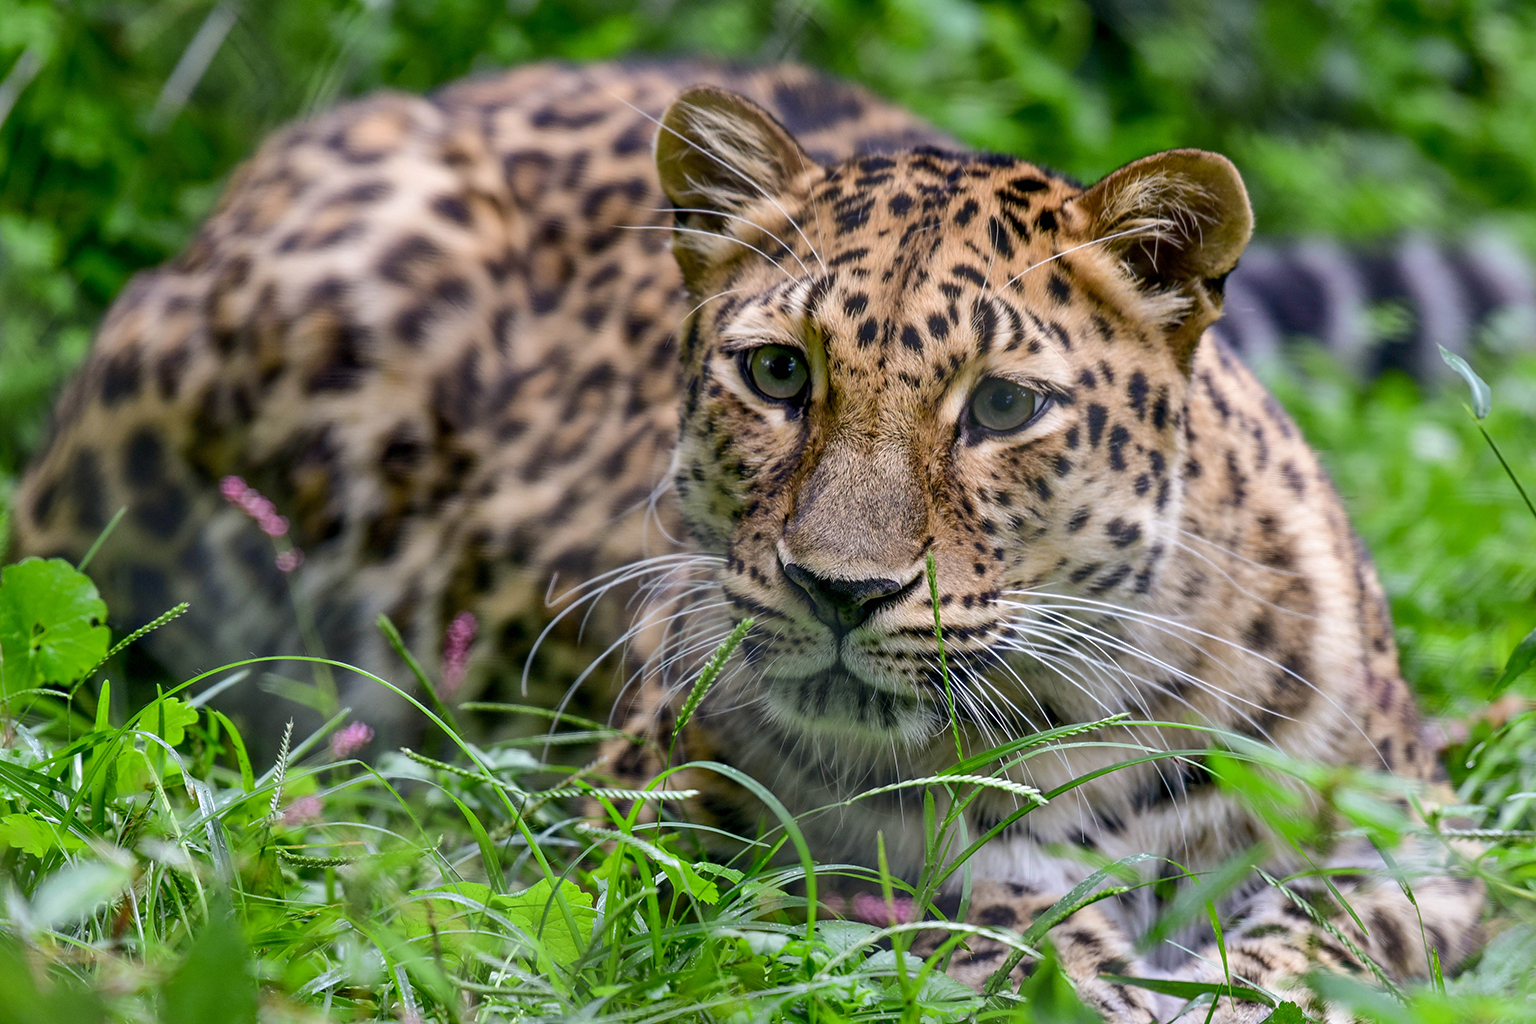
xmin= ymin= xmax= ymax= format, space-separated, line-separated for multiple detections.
xmin=0 ymin=352 xmax=1534 ymax=1023
xmin=4 ymin=2 xmax=1536 ymax=1018
xmin=1266 ymin=353 xmax=1536 ymax=714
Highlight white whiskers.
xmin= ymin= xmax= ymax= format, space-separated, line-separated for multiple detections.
xmin=1000 ymin=587 xmax=1376 ymax=756
xmin=619 ymin=224 xmax=799 ymax=281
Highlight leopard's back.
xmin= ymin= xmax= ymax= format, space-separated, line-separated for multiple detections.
xmin=12 ymin=62 xmax=946 ymax=737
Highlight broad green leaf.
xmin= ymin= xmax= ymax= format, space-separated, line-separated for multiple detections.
xmin=1260 ymin=1003 xmax=1307 ymax=1023
xmin=400 ymin=882 xmax=500 ymax=963
xmin=0 ymin=812 xmax=85 ymax=857
xmin=1016 ymin=947 xmax=1099 ymax=1023
xmin=162 ymin=912 xmax=257 ymax=1024
xmin=815 ymin=919 xmax=883 ymax=955
xmin=0 ymin=558 xmax=110 ymax=696
xmin=1492 ymin=627 xmax=1536 ymax=694
xmin=114 ymin=746 xmax=155 ymax=793
xmin=913 ymin=961 xmax=975 ymax=1003
xmin=492 ymin=877 xmax=596 ymax=970
xmin=1438 ymin=344 xmax=1492 ymax=419
xmin=151 ymin=696 xmax=199 ymax=747
xmin=862 ymin=947 xmax=974 ymax=999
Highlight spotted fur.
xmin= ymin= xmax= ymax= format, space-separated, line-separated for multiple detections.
xmin=12 ymin=61 xmax=1483 ymax=1020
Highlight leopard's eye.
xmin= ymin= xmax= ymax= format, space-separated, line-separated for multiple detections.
xmin=969 ymin=377 xmax=1041 ymax=433
xmin=744 ymin=345 xmax=810 ymax=402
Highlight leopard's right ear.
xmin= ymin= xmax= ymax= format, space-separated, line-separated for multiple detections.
xmin=655 ymin=86 xmax=817 ymax=283
xmin=1069 ymin=149 xmax=1252 ymax=371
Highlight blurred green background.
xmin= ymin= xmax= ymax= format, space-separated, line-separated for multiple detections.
xmin=1 ymin=0 xmax=1534 ymax=711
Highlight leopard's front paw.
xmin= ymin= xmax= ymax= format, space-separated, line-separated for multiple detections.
xmin=912 ymin=881 xmax=1159 ymax=1023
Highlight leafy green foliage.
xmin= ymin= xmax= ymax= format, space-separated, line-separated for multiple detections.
xmin=0 ymin=811 xmax=85 ymax=857
xmin=493 ymin=877 xmax=597 ymax=970
xmin=0 ymin=541 xmax=1529 ymax=1021
xmin=1016 ymin=947 xmax=1102 ymax=1023
xmin=1268 ymin=355 xmax=1536 ymax=709
xmin=0 ymin=557 xmax=109 ymax=697
xmin=0 ymin=592 xmax=1100 ymax=1021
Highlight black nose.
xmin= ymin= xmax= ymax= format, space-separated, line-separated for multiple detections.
xmin=781 ymin=562 xmax=912 ymax=634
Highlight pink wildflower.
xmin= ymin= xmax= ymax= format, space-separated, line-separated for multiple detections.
xmin=281 ymin=795 xmax=323 ymax=826
xmin=219 ymin=475 xmax=291 ymax=537
xmin=330 ymin=720 xmax=375 ymax=759
xmin=440 ymin=611 xmax=478 ymax=696
xmin=851 ymin=891 xmax=914 ymax=926
xmin=221 ymin=475 xmax=305 ymax=571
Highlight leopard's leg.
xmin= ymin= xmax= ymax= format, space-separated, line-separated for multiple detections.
xmin=913 ymin=881 xmax=1161 ymax=1023
xmin=1170 ymin=844 xmax=1484 ymax=1023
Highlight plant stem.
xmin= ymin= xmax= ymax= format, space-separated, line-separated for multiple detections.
xmin=927 ymin=552 xmax=963 ymax=763
xmin=669 ymin=616 xmax=752 ymax=764
xmin=377 ymin=613 xmax=461 ymax=737
xmin=1477 ymin=421 xmax=1536 ymax=524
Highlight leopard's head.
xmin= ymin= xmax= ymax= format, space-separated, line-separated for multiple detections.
xmin=654 ymin=87 xmax=1253 ymax=753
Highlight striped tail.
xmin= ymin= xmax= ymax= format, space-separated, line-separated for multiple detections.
xmin=1214 ymin=232 xmax=1536 ymax=381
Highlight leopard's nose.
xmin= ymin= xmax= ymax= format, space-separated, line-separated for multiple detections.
xmin=780 ymin=561 xmax=916 ymax=634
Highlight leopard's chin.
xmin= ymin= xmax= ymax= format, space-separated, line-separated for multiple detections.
xmin=759 ymin=668 xmax=937 ymax=746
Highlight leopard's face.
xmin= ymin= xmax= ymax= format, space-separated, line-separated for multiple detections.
xmin=655 ymin=90 xmax=1252 ymax=753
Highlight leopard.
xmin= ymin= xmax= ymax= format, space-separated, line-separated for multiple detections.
xmin=11 ymin=60 xmax=1485 ymax=1021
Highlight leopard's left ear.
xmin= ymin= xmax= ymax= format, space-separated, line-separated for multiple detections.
xmin=1071 ymin=149 xmax=1253 ymax=368
xmin=656 ymin=86 xmax=817 ymax=285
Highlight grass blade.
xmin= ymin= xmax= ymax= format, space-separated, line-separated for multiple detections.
xmin=927 ymin=551 xmax=963 ymax=762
